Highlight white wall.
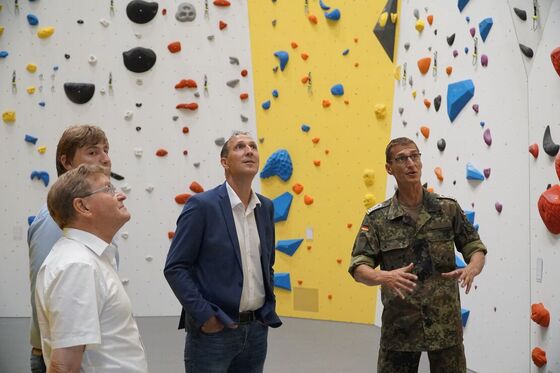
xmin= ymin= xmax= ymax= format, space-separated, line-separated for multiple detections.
xmin=0 ymin=0 xmax=258 ymax=316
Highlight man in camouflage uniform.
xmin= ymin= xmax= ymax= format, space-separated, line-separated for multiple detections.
xmin=349 ymin=137 xmax=487 ymax=373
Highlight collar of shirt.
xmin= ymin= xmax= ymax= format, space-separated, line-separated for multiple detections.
xmin=63 ymin=228 xmax=116 ymax=262
xmin=225 ymin=181 xmax=261 ymax=212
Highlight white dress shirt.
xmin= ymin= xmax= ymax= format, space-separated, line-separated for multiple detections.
xmin=35 ymin=228 xmax=148 ymax=373
xmin=226 ymin=182 xmax=266 ymax=312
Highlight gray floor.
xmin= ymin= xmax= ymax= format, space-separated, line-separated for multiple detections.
xmin=0 ymin=317 xmax=435 ymax=372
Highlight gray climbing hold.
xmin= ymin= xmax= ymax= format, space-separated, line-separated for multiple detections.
xmin=194 ymin=92 xmax=200 ymax=98
xmin=447 ymin=33 xmax=455 ymax=46
xmin=240 ymin=114 xmax=248 ymax=122
xmin=513 ymin=8 xmax=527 ymax=21
xmin=519 ymin=44 xmax=534 ymax=58
xmin=226 ymin=79 xmax=240 ymax=88
xmin=215 ymin=137 xmax=225 ymax=146
xmin=404 ymin=42 xmax=410 ymax=51
xmin=437 ymin=138 xmax=446 ymax=151
xmin=193 ymin=162 xmax=200 ymax=167
xmin=229 ymin=57 xmax=239 ymax=65
xmin=398 ymin=107 xmax=404 ymax=115
xmin=413 ymin=8 xmax=419 ymax=19
xmin=176 ymin=2 xmax=196 ymax=22
xmin=434 ymin=95 xmax=442 ymax=112
xmin=172 ymin=115 xmax=179 ymax=121
xmin=543 ymin=125 xmax=560 ymax=156
xmin=207 ymin=35 xmax=215 ymax=41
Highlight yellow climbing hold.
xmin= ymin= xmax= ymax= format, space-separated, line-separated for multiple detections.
xmin=391 ymin=13 xmax=398 ymax=23
xmin=2 ymin=111 xmax=16 ymax=123
xmin=374 ymin=104 xmax=387 ymax=119
xmin=412 ymin=90 xmax=417 ymax=99
xmin=27 ymin=86 xmax=36 ymax=94
xmin=394 ymin=65 xmax=401 ymax=80
xmin=0 ymin=26 xmax=4 ymax=36
xmin=415 ymin=19 xmax=425 ymax=32
xmin=37 ymin=145 xmax=47 ymax=154
xmin=363 ymin=169 xmax=375 ymax=186
xmin=37 ymin=27 xmax=55 ymax=39
xmin=378 ymin=12 xmax=388 ymax=28
xmin=26 ymin=64 xmax=37 ymax=73
xmin=363 ymin=194 xmax=376 ymax=209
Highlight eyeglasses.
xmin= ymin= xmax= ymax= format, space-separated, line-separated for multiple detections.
xmin=81 ymin=183 xmax=118 ymax=198
xmin=392 ymin=152 xmax=422 ymax=164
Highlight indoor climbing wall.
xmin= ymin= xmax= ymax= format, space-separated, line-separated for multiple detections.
xmin=247 ymin=0 xmax=398 ymax=324
xmin=0 ymin=0 xmax=260 ymax=316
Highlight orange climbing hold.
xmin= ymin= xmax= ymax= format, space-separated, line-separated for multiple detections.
xmin=308 ymin=14 xmax=318 ymax=24
xmin=434 ymin=167 xmax=444 ymax=182
xmin=446 ymin=66 xmax=453 ymax=75
xmin=531 ymin=303 xmax=550 ymax=327
xmin=291 ymin=41 xmax=298 ymax=49
xmin=301 ymin=53 xmax=309 ymax=60
xmin=313 ymin=160 xmax=321 ymax=166
xmin=346 ymin=223 xmax=352 ymax=228
xmin=219 ymin=20 xmax=227 ymax=30
xmin=327 ymin=294 xmax=333 ymax=300
xmin=297 ymin=280 xmax=303 ymax=285
xmin=301 ymin=76 xmax=310 ymax=84
xmin=182 ymin=127 xmax=189 ymax=134
xmin=176 ymin=103 xmax=199 ymax=110
xmin=532 ymin=347 xmax=547 ymax=368
xmin=324 ymin=149 xmax=330 ymax=155
xmin=175 ymin=79 xmax=197 ymax=89
xmin=556 ymin=153 xmax=560 ymax=180
xmin=336 ymin=258 xmax=342 ymax=264
xmin=241 ymin=69 xmax=248 ymax=77
xmin=168 ymin=231 xmax=175 ymax=239
xmin=168 ymin=41 xmax=181 ymax=53
xmin=156 ymin=149 xmax=168 ymax=157
xmin=417 ymin=57 xmax=431 ymax=75
xmin=304 ymin=195 xmax=314 ymax=205
xmin=175 ymin=193 xmax=192 ymax=204
xmin=292 ymin=183 xmax=304 ymax=194
xmin=424 ymin=99 xmax=431 ymax=109
xmin=240 ymin=93 xmax=249 ymax=100
xmin=427 ymin=186 xmax=434 ymax=193
xmin=344 ymin=100 xmax=349 ymax=105
xmin=213 ymin=0 xmax=231 ymax=6
xmin=322 ymin=99 xmax=331 ymax=108
xmin=427 ymin=14 xmax=434 ymax=25
xmin=420 ymin=126 xmax=430 ymax=139
xmin=190 ymin=181 xmax=204 ymax=193
xmin=312 ymin=137 xmax=320 ymax=144
xmin=529 ymin=144 xmax=539 ymax=158
xmin=538 ymin=184 xmax=560 ymax=234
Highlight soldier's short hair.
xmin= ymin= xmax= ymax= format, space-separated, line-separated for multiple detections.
xmin=385 ymin=137 xmax=419 ymax=163
xmin=56 ymin=125 xmax=108 ymax=176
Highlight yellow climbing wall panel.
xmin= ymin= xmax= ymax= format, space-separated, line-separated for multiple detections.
xmin=248 ymin=0 xmax=399 ymax=324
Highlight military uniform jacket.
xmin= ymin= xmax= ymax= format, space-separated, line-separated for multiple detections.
xmin=349 ymin=189 xmax=487 ymax=351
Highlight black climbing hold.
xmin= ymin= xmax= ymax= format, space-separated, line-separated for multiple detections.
xmin=123 ymin=47 xmax=157 ymax=73
xmin=64 ymin=54 xmax=70 ymax=59
xmin=110 ymin=171 xmax=125 ymax=181
xmin=126 ymin=0 xmax=159 ymax=24
xmin=434 ymin=95 xmax=442 ymax=112
xmin=543 ymin=125 xmax=560 ymax=156
xmin=447 ymin=33 xmax=455 ymax=46
xmin=136 ymin=126 xmax=142 ymax=131
xmin=437 ymin=138 xmax=446 ymax=151
xmin=519 ymin=44 xmax=534 ymax=58
xmin=135 ymin=103 xmax=142 ymax=107
xmin=513 ymin=8 xmax=527 ymax=21
xmin=77 ymin=19 xmax=84 ymax=24
xmin=63 ymin=83 xmax=95 ymax=104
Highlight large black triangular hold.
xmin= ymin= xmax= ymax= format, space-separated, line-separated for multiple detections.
xmin=373 ymin=0 xmax=399 ymax=62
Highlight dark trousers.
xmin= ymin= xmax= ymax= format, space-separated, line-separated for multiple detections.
xmin=30 ymin=349 xmax=47 ymax=373
xmin=184 ymin=321 xmax=268 ymax=373
xmin=377 ymin=344 xmax=466 ymax=373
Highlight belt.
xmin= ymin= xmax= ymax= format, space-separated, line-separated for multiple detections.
xmin=31 ymin=347 xmax=43 ymax=357
xmin=238 ymin=311 xmax=256 ymax=323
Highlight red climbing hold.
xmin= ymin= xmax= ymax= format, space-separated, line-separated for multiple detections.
xmin=556 ymin=154 xmax=560 ymax=180
xmin=168 ymin=231 xmax=175 ymax=239
xmin=240 ymin=93 xmax=249 ymax=100
xmin=168 ymin=41 xmax=181 ymax=53
xmin=538 ymin=184 xmax=560 ymax=234
xmin=213 ymin=0 xmax=231 ymax=6
xmin=551 ymin=47 xmax=560 ymax=78
xmin=175 ymin=193 xmax=192 ymax=204
xmin=156 ymin=149 xmax=168 ymax=157
xmin=219 ymin=20 xmax=228 ymax=30
xmin=531 ymin=303 xmax=550 ymax=327
xmin=190 ymin=181 xmax=204 ymax=193
xmin=176 ymin=103 xmax=199 ymax=110
xmin=175 ymin=79 xmax=198 ymax=89
xmin=241 ymin=69 xmax=248 ymax=77
xmin=182 ymin=127 xmax=189 ymax=134
xmin=529 ymin=143 xmax=539 ymax=158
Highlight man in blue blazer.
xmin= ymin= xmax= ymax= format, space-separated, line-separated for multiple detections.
xmin=164 ymin=131 xmax=282 ymax=373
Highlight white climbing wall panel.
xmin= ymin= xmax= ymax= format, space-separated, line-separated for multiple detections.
xmin=389 ymin=0 xmax=531 ymax=371
xmin=0 ymin=0 xmax=259 ymax=316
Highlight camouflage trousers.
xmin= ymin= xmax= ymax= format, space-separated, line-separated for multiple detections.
xmin=377 ymin=344 xmax=466 ymax=373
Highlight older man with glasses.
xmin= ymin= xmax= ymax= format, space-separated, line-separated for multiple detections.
xmin=348 ymin=137 xmax=487 ymax=373
xmin=34 ymin=164 xmax=148 ymax=373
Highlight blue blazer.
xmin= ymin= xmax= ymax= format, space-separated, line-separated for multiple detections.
xmin=164 ymin=183 xmax=282 ymax=330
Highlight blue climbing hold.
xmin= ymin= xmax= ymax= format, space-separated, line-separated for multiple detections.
xmin=456 ymin=254 xmax=466 ymax=269
xmin=464 ymin=211 xmax=475 ymax=225
xmin=319 ymin=0 xmax=330 ymax=10
xmin=465 ymin=16 xmax=470 ymax=23
xmin=273 ymin=192 xmax=293 ymax=222
xmin=260 ymin=149 xmax=293 ymax=181
xmin=0 ymin=51 xmax=8 ymax=58
xmin=53 ymin=66 xmax=59 ymax=71
xmin=276 ymin=238 xmax=303 ymax=256
xmin=325 ymin=8 xmax=341 ymax=21
xmin=274 ymin=273 xmax=291 ymax=290
xmin=262 ymin=100 xmax=271 ymax=110
xmin=28 ymin=216 xmax=36 ymax=226
xmin=342 ymin=49 xmax=349 ymax=56
xmin=458 ymin=0 xmax=470 ymax=12
xmin=479 ymin=18 xmax=493 ymax=42
xmin=464 ymin=47 xmax=469 ymax=54
xmin=466 ymin=163 xmax=484 ymax=181
xmin=447 ymin=79 xmax=475 ymax=122
xmin=25 ymin=135 xmax=38 ymax=144
xmin=461 ymin=308 xmax=470 ymax=327
xmin=274 ymin=51 xmax=289 ymax=71
xmin=30 ymin=171 xmax=50 ymax=187
xmin=27 ymin=14 xmax=39 ymax=26
xmin=38 ymin=101 xmax=46 ymax=107
xmin=272 ymin=89 xmax=279 ymax=98
xmin=330 ymin=84 xmax=344 ymax=96
xmin=301 ymin=124 xmax=311 ymax=132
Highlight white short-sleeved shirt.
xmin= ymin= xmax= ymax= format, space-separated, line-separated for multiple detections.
xmin=35 ymin=228 xmax=148 ymax=373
